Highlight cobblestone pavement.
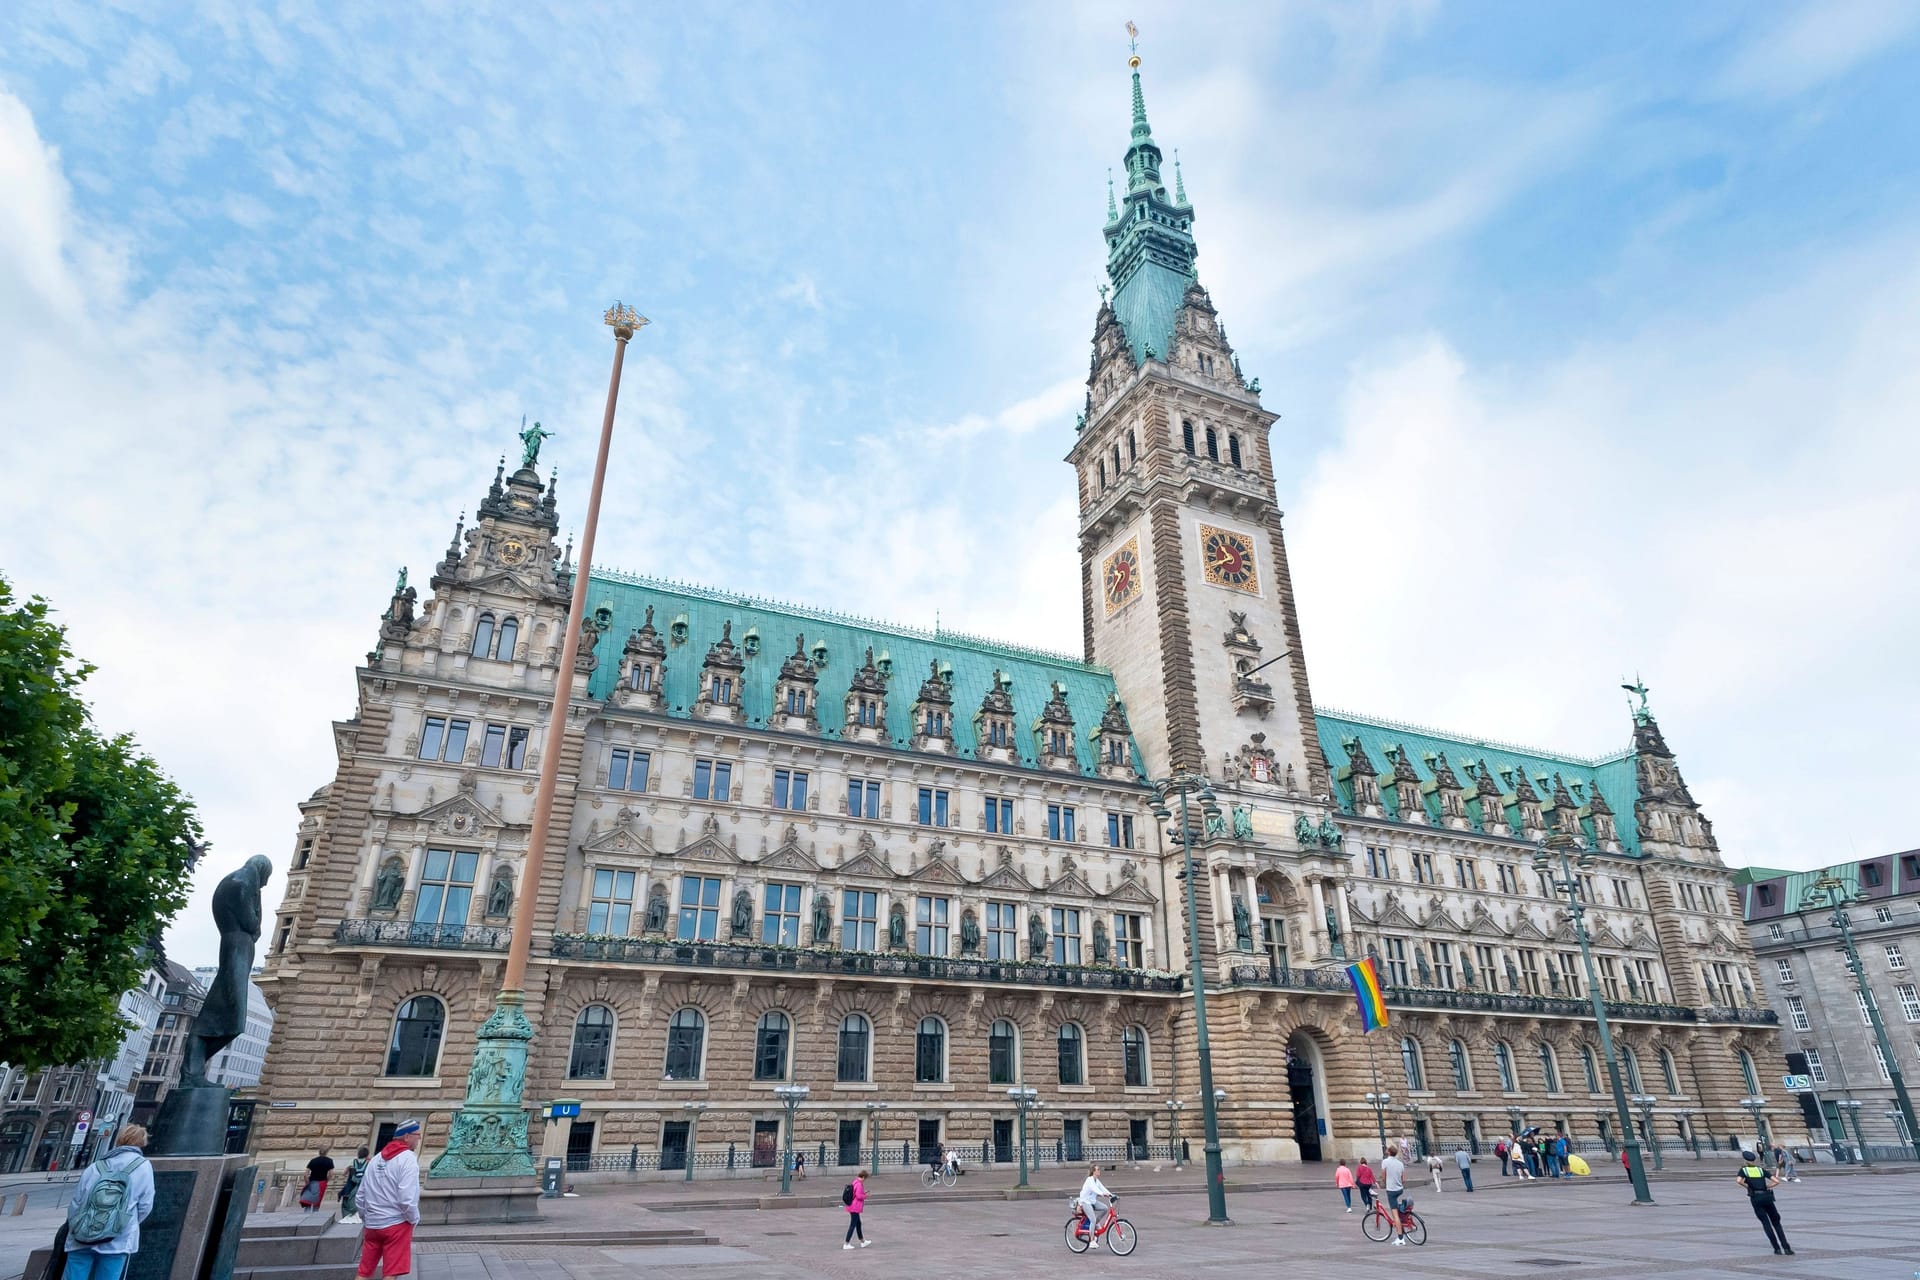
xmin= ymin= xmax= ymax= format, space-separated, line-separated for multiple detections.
xmin=414 ymin=1170 xmax=1920 ymax=1280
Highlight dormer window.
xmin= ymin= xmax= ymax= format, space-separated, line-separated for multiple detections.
xmin=1106 ymin=738 xmax=1127 ymax=765
xmin=986 ymin=720 xmax=1007 ymax=747
xmin=856 ymin=698 xmax=879 ymax=726
xmin=927 ymin=710 xmax=946 ymax=736
xmin=785 ymin=688 xmax=806 ymax=716
xmin=1048 ymin=729 xmax=1070 ymax=755
xmin=710 ymin=676 xmax=734 ymax=706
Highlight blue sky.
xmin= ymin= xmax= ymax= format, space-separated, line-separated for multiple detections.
xmin=3 ymin=2 xmax=1918 ymax=965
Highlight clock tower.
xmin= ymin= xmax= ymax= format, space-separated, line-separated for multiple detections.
xmin=1069 ymin=55 xmax=1327 ymax=801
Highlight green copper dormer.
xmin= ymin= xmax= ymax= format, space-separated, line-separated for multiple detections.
xmin=1104 ymin=61 xmax=1199 ymax=367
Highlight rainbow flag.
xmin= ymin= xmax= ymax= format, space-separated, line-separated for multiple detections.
xmin=1345 ymin=957 xmax=1389 ymax=1033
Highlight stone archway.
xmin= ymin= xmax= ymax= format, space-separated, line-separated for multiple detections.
xmin=1286 ymin=1028 xmax=1332 ymax=1161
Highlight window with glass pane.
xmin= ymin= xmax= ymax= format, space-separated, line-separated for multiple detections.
xmin=989 ymin=1020 xmax=1017 ymax=1084
xmin=1599 ymin=957 xmax=1621 ymax=999
xmin=1660 ymin=1050 xmax=1680 ymax=1094
xmin=1106 ymin=812 xmax=1134 ymax=848
xmin=412 ymin=849 xmax=478 ymax=930
xmin=471 ymin=614 xmax=495 ymax=657
xmin=985 ymin=797 xmax=1014 ymax=834
xmin=587 ymin=869 xmax=635 ymax=934
xmin=848 ymin=778 xmax=881 ymax=819
xmin=1786 ymin=995 xmax=1810 ymax=1030
xmin=1450 ymin=1040 xmax=1471 ymax=1090
xmin=1857 ymin=990 xmax=1874 ymax=1024
xmin=917 ymin=787 xmax=949 ymax=826
xmin=784 ymin=687 xmax=806 ymax=715
xmin=772 ymin=769 xmax=809 ymax=811
xmin=1050 ymin=908 xmax=1082 ymax=965
xmin=1622 ymin=1047 xmax=1644 ymax=1092
xmin=915 ymin=1017 xmax=946 ymax=1083
xmin=762 ymin=883 xmax=802 ymax=946
xmin=1804 ymin=1047 xmax=1827 ymax=1084
xmin=837 ymin=1014 xmax=870 ymax=1082
xmin=1383 ymin=937 xmax=1408 ymax=986
xmin=1412 ymin=852 xmax=1435 ymax=884
xmin=1400 ymin=1038 xmax=1424 ymax=1090
xmin=1494 ymin=1042 xmax=1515 ymax=1091
xmin=754 ymin=1011 xmax=789 ymax=1081
xmin=915 ymin=897 xmax=949 ymax=955
xmin=1047 ymin=805 xmax=1076 ymax=841
xmin=609 ymin=748 xmax=650 ymax=792
xmin=986 ymin=902 xmax=1017 ymax=960
xmin=1557 ymin=953 xmax=1582 ymax=998
xmin=1114 ymin=914 xmax=1145 ymax=967
xmin=1889 ymin=943 xmax=1907 ymax=969
xmin=677 ymin=876 xmax=722 ymax=941
xmin=1634 ymin=960 xmax=1658 ymax=999
xmin=1057 ymin=1024 xmax=1084 ymax=1085
xmin=1581 ymin=1046 xmax=1600 ymax=1092
xmin=494 ymin=616 xmax=517 ymax=659
xmin=1475 ymin=945 xmax=1498 ymax=990
xmin=664 ymin=1008 xmax=705 ymax=1080
xmin=417 ymin=716 xmax=471 ymax=763
xmin=1519 ymin=950 xmax=1541 ymax=994
xmin=386 ymin=996 xmax=445 ymax=1076
xmin=843 ymin=890 xmax=879 ymax=951
xmin=1873 ymin=1042 xmax=1892 ymax=1080
xmin=1900 ymin=985 xmax=1920 ymax=1021
xmin=693 ymin=759 xmax=732 ymax=801
xmin=1366 ymin=846 xmax=1390 ymax=878
xmin=568 ymin=1006 xmax=613 ymax=1079
xmin=1122 ymin=1026 xmax=1148 ymax=1087
xmin=1538 ymin=1043 xmax=1560 ymax=1092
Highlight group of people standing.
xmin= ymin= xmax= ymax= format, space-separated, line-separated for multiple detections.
xmin=1494 ymin=1131 xmax=1572 ymax=1178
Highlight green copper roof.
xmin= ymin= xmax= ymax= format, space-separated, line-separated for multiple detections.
xmin=1104 ymin=67 xmax=1197 ymax=366
xmin=586 ymin=568 xmax=1140 ymax=780
xmin=1314 ymin=707 xmax=1643 ymax=857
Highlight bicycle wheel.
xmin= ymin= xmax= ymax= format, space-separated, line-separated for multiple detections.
xmin=1403 ymin=1212 xmax=1427 ymax=1246
xmin=922 ymin=1169 xmax=938 ymax=1189
xmin=1107 ymin=1219 xmax=1138 ymax=1256
xmin=1361 ymin=1207 xmax=1391 ymax=1242
xmin=942 ymin=1168 xmax=956 ymax=1187
xmin=1065 ymin=1219 xmax=1091 ymax=1253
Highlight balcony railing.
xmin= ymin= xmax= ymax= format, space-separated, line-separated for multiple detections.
xmin=551 ymin=934 xmax=1184 ymax=993
xmin=333 ymin=919 xmax=511 ymax=951
xmin=1225 ymin=965 xmax=1775 ymax=1026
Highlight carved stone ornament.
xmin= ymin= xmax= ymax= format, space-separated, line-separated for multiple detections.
xmin=959 ymin=909 xmax=981 ymax=956
xmin=643 ymin=883 xmax=670 ymax=934
xmin=373 ymin=855 xmax=406 ymax=912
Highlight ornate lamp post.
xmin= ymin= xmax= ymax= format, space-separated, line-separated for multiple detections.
xmin=1402 ymin=1100 xmax=1424 ymax=1158
xmin=1628 ymin=1094 xmax=1661 ymax=1170
xmin=1534 ymin=832 xmax=1653 ymax=1205
xmin=774 ymin=1084 xmax=810 ymax=1195
xmin=1801 ymin=873 xmax=1920 ymax=1160
xmin=1364 ymin=1091 xmax=1392 ymax=1153
xmin=682 ymin=1101 xmax=707 ymax=1183
xmin=1834 ymin=1099 xmax=1868 ymax=1166
xmin=1164 ymin=1099 xmax=1185 ymax=1169
xmin=1738 ymin=1096 xmax=1770 ymax=1156
xmin=864 ymin=1101 xmax=889 ymax=1179
xmin=1149 ymin=776 xmax=1230 ymax=1225
xmin=433 ymin=304 xmax=646 ymax=1182
xmin=1008 ymin=1087 xmax=1039 ymax=1189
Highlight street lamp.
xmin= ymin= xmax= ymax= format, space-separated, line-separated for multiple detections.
xmin=1364 ymin=1091 xmax=1392 ymax=1153
xmin=1150 ymin=776 xmax=1231 ymax=1225
xmin=1801 ymin=873 xmax=1920 ymax=1161
xmin=1164 ymin=1099 xmax=1185 ymax=1169
xmin=681 ymin=1102 xmax=708 ymax=1183
xmin=773 ymin=1084 xmax=810 ymax=1196
xmin=1835 ymin=1099 xmax=1868 ymax=1166
xmin=1534 ymin=833 xmax=1653 ymax=1205
xmin=1738 ymin=1095 xmax=1771 ymax=1157
xmin=863 ymin=1101 xmax=889 ymax=1180
xmin=1402 ymin=1100 xmax=1424 ymax=1159
xmin=1628 ymin=1095 xmax=1662 ymax=1171
xmin=1008 ymin=1087 xmax=1039 ymax=1189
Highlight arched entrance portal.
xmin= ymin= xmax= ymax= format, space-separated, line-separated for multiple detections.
xmin=1286 ymin=1031 xmax=1327 ymax=1161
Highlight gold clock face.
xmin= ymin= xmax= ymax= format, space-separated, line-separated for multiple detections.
xmin=1199 ymin=524 xmax=1260 ymax=593
xmin=498 ymin=539 xmax=529 ymax=566
xmin=1102 ymin=536 xmax=1142 ymax=616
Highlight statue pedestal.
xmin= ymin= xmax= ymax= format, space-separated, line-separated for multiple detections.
xmin=429 ymin=991 xmax=538 ymax=1185
xmin=419 ymin=1178 xmax=541 ymax=1225
xmin=26 ymin=1155 xmax=254 ymax=1280
xmin=150 ymin=1085 xmax=235 ymax=1157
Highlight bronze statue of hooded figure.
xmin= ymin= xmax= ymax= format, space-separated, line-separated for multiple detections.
xmin=183 ymin=854 xmax=273 ymax=1085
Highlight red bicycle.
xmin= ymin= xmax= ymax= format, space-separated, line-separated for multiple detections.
xmin=1065 ymin=1196 xmax=1137 ymax=1255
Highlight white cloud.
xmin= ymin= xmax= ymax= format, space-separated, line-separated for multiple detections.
xmin=1715 ymin=0 xmax=1920 ymax=99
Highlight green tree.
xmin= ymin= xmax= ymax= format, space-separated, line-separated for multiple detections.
xmin=0 ymin=576 xmax=201 ymax=1070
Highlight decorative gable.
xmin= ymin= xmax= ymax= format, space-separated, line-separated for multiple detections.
xmin=1034 ymin=682 xmax=1078 ymax=773
xmin=580 ymin=816 xmax=657 ymax=861
xmin=691 ymin=621 xmax=747 ymax=724
xmin=406 ymin=789 xmax=507 ymax=839
xmin=974 ymin=670 xmax=1018 ymax=765
xmin=843 ymin=647 xmax=890 ymax=746
xmin=909 ymin=661 xmax=955 ymax=754
xmin=761 ymin=823 xmax=819 ymax=872
xmin=837 ymin=832 xmax=895 ymax=880
xmin=770 ymin=633 xmax=820 ymax=733
xmin=610 ymin=605 xmax=668 ymax=712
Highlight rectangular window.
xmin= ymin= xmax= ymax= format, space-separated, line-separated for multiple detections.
xmin=1680 ymin=882 xmax=1697 ymax=911
xmin=1366 ymin=846 xmax=1391 ymax=878
xmin=1858 ymin=990 xmax=1875 ymax=1025
xmin=985 ymin=797 xmax=1015 ymax=834
xmin=1453 ymin=858 xmax=1475 ymax=889
xmin=676 ymin=875 xmax=722 ymax=941
xmin=1612 ymin=877 xmax=1632 ymax=907
xmin=1577 ymin=873 xmax=1597 ymax=903
xmin=693 ymin=759 xmax=733 ymax=801
xmin=1634 ymin=959 xmax=1659 ymax=1001
xmin=1888 ymin=943 xmax=1907 ymax=970
xmin=1535 ymin=869 xmax=1554 ymax=898
xmin=1518 ymin=949 xmax=1542 ymax=995
xmin=1804 ymin=1047 xmax=1827 ymax=1084
xmin=1050 ymin=908 xmax=1082 ymax=965
xmin=1873 ymin=1042 xmax=1892 ymax=1081
xmin=986 ymin=902 xmax=1019 ymax=961
xmin=1474 ymin=944 xmax=1498 ymax=990
xmin=478 ymin=723 xmax=530 ymax=769
xmin=1431 ymin=941 xmax=1454 ymax=988
xmin=915 ymin=896 xmax=950 ymax=956
xmin=762 ymin=882 xmax=802 ymax=947
xmin=1412 ymin=852 xmax=1435 ymax=885
xmin=1877 ymin=905 xmax=1896 ymax=923
xmin=417 ymin=716 xmax=471 ymax=763
xmin=1557 ymin=952 xmax=1583 ymax=998
xmin=609 ymin=748 xmax=651 ymax=792
xmin=587 ymin=868 xmax=636 ymax=935
xmin=1113 ymin=913 xmax=1145 ymax=967
xmin=773 ymin=769 xmax=809 ymax=811
xmin=412 ymin=848 xmax=478 ymax=927
xmin=1786 ymin=995 xmax=1810 ymax=1031
xmin=1047 ymin=805 xmax=1076 ymax=841
xmin=1900 ymin=984 xmax=1920 ymax=1022
xmin=918 ymin=787 xmax=950 ymax=827
xmin=848 ymin=778 xmax=882 ymax=819
xmin=1107 ymin=812 xmax=1135 ymax=849
xmin=1776 ymin=958 xmax=1794 ymax=983
xmin=1497 ymin=864 xmax=1518 ymax=894
xmin=1383 ymin=937 xmax=1409 ymax=987
xmin=843 ymin=890 xmax=879 ymax=951
xmin=1599 ymin=956 xmax=1621 ymax=1001
xmin=1767 ymin=922 xmax=1784 ymax=940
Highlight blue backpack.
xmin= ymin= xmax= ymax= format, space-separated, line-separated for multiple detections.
xmin=69 ymin=1152 xmax=145 ymax=1245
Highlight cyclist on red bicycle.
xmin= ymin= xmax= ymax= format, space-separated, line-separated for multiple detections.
xmin=1074 ymin=1164 xmax=1113 ymax=1250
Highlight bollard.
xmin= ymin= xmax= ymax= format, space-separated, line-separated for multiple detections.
xmin=9 ymin=1192 xmax=27 ymax=1215
xmin=279 ymin=1180 xmax=301 ymax=1211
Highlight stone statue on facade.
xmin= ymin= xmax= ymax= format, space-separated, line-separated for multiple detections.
xmin=1461 ymin=960 xmax=1477 ymax=989
xmin=730 ymin=889 xmax=754 ymax=940
xmin=485 ymin=866 xmax=514 ymax=918
xmin=958 ymin=909 xmax=981 ymax=956
xmin=1624 ymin=966 xmax=1641 ymax=1000
xmin=887 ymin=903 xmax=907 ymax=950
xmin=1504 ymin=957 xmax=1521 ymax=992
xmin=373 ymin=855 xmax=406 ymax=911
xmin=1231 ymin=896 xmax=1253 ymax=950
xmin=1295 ymin=814 xmax=1317 ymax=849
xmin=1325 ymin=906 xmax=1342 ymax=949
xmin=1092 ymin=917 xmax=1110 ymax=964
xmin=1415 ymin=947 xmax=1432 ymax=987
xmin=1231 ymin=805 xmax=1253 ymax=840
xmin=519 ymin=419 xmax=553 ymax=468
xmin=812 ymin=892 xmax=834 ymax=946
xmin=1548 ymin=965 xmax=1563 ymax=995
xmin=1204 ymin=808 xmax=1226 ymax=839
xmin=1316 ymin=817 xmax=1343 ymax=850
xmin=643 ymin=883 xmax=670 ymax=934
xmin=1028 ymin=911 xmax=1049 ymax=960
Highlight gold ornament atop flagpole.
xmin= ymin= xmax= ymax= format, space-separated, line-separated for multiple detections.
xmin=1126 ymin=20 xmax=1141 ymax=68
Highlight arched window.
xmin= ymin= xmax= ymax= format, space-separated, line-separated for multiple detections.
xmin=1228 ymin=434 xmax=1242 ymax=468
xmin=1580 ymin=1045 xmax=1601 ymax=1093
xmin=1097 ymin=459 xmax=1107 ymax=489
xmin=837 ymin=1014 xmax=871 ymax=1083
xmin=1660 ymin=1049 xmax=1680 ymax=1095
xmin=1537 ymin=1042 xmax=1561 ymax=1093
xmin=1738 ymin=1050 xmax=1758 ymax=1094
xmin=989 ymin=1019 xmax=1019 ymax=1085
xmin=493 ymin=616 xmax=519 ymax=661
xmin=1204 ymin=426 xmax=1219 ymax=461
xmin=1111 ymin=443 xmax=1122 ymax=477
xmin=385 ymin=996 xmax=445 ymax=1077
xmin=1123 ymin=1025 xmax=1150 ymax=1088
xmin=568 ymin=1005 xmax=614 ymax=1079
xmin=1400 ymin=1037 xmax=1424 ymax=1091
xmin=1058 ymin=1024 xmax=1085 ymax=1086
xmin=1621 ymin=1045 xmax=1644 ymax=1093
xmin=754 ymin=1011 xmax=790 ymax=1081
xmin=1182 ymin=420 xmax=1196 ymax=455
xmin=1127 ymin=430 xmax=1137 ymax=462
xmin=1449 ymin=1039 xmax=1472 ymax=1091
xmin=1494 ymin=1041 xmax=1516 ymax=1092
xmin=663 ymin=1008 xmax=706 ymax=1081
xmin=470 ymin=613 xmax=495 ymax=658
xmin=915 ymin=1016 xmax=947 ymax=1083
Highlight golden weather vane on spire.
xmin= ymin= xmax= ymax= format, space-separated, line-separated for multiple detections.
xmin=1126 ymin=20 xmax=1141 ymax=67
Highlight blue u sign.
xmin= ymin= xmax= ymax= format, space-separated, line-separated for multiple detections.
xmin=549 ymin=1102 xmax=581 ymax=1119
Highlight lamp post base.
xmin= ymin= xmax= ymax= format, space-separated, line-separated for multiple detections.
xmin=430 ymin=991 xmax=538 ymax=1180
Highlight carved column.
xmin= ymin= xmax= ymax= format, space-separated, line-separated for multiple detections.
xmin=1307 ymin=876 xmax=1329 ymax=958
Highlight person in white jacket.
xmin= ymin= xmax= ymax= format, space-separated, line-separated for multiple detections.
xmin=354 ymin=1120 xmax=423 ymax=1279
xmin=1075 ymin=1165 xmax=1112 ymax=1250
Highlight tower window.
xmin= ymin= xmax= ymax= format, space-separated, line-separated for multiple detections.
xmin=1228 ymin=434 xmax=1242 ymax=468
xmin=1127 ymin=430 xmax=1137 ymax=462
xmin=1111 ymin=443 xmax=1122 ymax=476
xmin=470 ymin=614 xmax=495 ymax=658
xmin=1097 ymin=460 xmax=1106 ymax=489
xmin=1205 ymin=426 xmax=1218 ymax=461
xmin=493 ymin=617 xmax=519 ymax=660
xmin=1182 ymin=420 xmax=1195 ymax=455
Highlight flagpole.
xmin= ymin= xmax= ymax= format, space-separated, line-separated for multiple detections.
xmin=1365 ymin=1035 xmax=1387 ymax=1153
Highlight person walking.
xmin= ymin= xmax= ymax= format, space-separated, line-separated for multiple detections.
xmin=63 ymin=1124 xmax=154 ymax=1280
xmin=1737 ymin=1150 xmax=1792 ymax=1255
xmin=1454 ymin=1145 xmax=1474 ymax=1192
xmin=1380 ymin=1145 xmax=1408 ymax=1246
xmin=1334 ymin=1159 xmax=1356 ymax=1212
xmin=1354 ymin=1156 xmax=1376 ymax=1209
xmin=1074 ymin=1164 xmax=1113 ymax=1251
xmin=355 ymin=1120 xmax=423 ymax=1280
xmin=792 ymin=1150 xmax=806 ymax=1182
xmin=298 ymin=1146 xmax=335 ymax=1211
xmin=1772 ymin=1143 xmax=1798 ymax=1183
xmin=1552 ymin=1133 xmax=1569 ymax=1178
xmin=1495 ymin=1135 xmax=1510 ymax=1176
xmin=1425 ymin=1151 xmax=1444 ymax=1194
xmin=338 ymin=1147 xmax=370 ymax=1224
xmin=842 ymin=1171 xmax=869 ymax=1250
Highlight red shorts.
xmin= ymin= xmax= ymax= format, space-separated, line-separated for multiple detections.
xmin=357 ymin=1222 xmax=414 ymax=1278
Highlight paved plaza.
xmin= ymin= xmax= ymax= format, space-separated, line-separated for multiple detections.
xmin=407 ymin=1168 xmax=1920 ymax=1280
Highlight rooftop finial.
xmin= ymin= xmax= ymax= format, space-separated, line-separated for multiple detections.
xmin=1173 ymin=149 xmax=1187 ymax=205
xmin=1107 ymin=168 xmax=1118 ymax=221
xmin=1126 ymin=19 xmax=1140 ymax=67
xmin=1621 ymin=675 xmax=1652 ymax=724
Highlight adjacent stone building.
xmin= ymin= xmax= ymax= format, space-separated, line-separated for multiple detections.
xmin=1742 ymin=854 xmax=1920 ymax=1149
xmin=129 ymin=961 xmax=204 ymax=1128
xmin=254 ymin=55 xmax=1778 ymax=1171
